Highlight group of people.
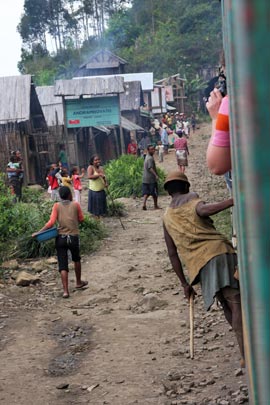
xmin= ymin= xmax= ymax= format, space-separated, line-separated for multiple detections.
xmin=140 ymin=95 xmax=244 ymax=367
xmin=46 ymin=155 xmax=107 ymax=218
xmin=31 ymin=88 xmax=244 ymax=369
xmin=161 ymin=112 xmax=196 ymax=136
xmin=33 ymin=153 xmax=107 ymax=298
xmin=126 ymin=112 xmax=196 ymax=160
xmin=46 ymin=163 xmax=85 ymax=205
xmin=162 ymin=73 xmax=244 ymax=367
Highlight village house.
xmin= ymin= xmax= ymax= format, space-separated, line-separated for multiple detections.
xmin=74 ymin=50 xmax=154 ymax=128
xmin=52 ymin=75 xmax=126 ymax=167
xmin=74 ymin=49 xmax=127 ymax=77
xmin=0 ymin=75 xmax=49 ymax=185
xmin=154 ymin=74 xmax=186 ymax=114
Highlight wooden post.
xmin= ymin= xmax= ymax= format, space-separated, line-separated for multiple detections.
xmin=22 ymin=133 xmax=30 ymax=185
xmin=62 ymin=96 xmax=69 ymax=165
xmin=89 ymin=127 xmax=97 ymax=155
xmin=114 ymin=127 xmax=120 ymax=157
xmin=119 ymin=125 xmax=125 ymax=155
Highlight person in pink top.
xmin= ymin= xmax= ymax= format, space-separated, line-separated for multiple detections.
xmin=206 ymin=91 xmax=231 ymax=175
xmin=174 ymin=134 xmax=189 ymax=173
xmin=206 ymin=50 xmax=231 ymax=175
xmin=71 ymin=166 xmax=85 ymax=205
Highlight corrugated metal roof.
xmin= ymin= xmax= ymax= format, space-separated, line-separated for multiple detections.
xmin=36 ymin=86 xmax=64 ymax=126
xmin=79 ymin=50 xmax=128 ymax=70
xmin=120 ymin=81 xmax=143 ymax=111
xmin=93 ymin=126 xmax=111 ymax=134
xmin=0 ymin=75 xmax=32 ymax=123
xmin=73 ymin=73 xmax=154 ymax=91
xmin=121 ymin=116 xmax=144 ymax=131
xmin=155 ymin=74 xmax=186 ymax=84
xmin=55 ymin=76 xmax=125 ymax=97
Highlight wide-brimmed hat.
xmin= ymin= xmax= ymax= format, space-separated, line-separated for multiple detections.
xmin=164 ymin=171 xmax=190 ymax=190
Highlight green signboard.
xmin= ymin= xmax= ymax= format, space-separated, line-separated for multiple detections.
xmin=65 ymin=96 xmax=120 ymax=128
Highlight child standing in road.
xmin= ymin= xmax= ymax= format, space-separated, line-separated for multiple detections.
xmin=72 ymin=166 xmax=85 ymax=205
xmin=156 ymin=140 xmax=164 ymax=163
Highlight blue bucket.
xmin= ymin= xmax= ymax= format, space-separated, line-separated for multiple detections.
xmin=35 ymin=227 xmax=58 ymax=242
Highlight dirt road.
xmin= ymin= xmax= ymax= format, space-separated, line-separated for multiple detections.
xmin=0 ymin=123 xmax=249 ymax=405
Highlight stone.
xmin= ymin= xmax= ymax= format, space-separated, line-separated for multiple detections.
xmin=46 ymin=257 xmax=58 ymax=265
xmin=133 ymin=294 xmax=168 ymax=313
xmin=31 ymin=261 xmax=46 ymax=273
xmin=1 ymin=260 xmax=19 ymax=270
xmin=56 ymin=383 xmax=69 ymax=389
xmin=128 ymin=266 xmax=137 ymax=272
xmin=167 ymin=371 xmax=182 ymax=381
xmin=87 ymin=384 xmax=99 ymax=392
xmin=15 ymin=271 xmax=40 ymax=287
xmin=227 ymin=342 xmax=235 ymax=347
xmin=236 ymin=396 xmax=248 ymax=404
xmin=171 ymin=348 xmax=185 ymax=356
xmin=235 ymin=369 xmax=243 ymax=377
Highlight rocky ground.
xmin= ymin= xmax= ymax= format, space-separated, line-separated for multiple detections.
xmin=0 ymin=123 xmax=249 ymax=405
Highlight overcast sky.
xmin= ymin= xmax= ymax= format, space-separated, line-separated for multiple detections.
xmin=0 ymin=0 xmax=24 ymax=77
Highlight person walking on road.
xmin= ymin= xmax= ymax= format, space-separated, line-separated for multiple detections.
xmin=32 ymin=186 xmax=87 ymax=299
xmin=142 ymin=145 xmax=160 ymax=211
xmin=174 ymin=133 xmax=189 ymax=173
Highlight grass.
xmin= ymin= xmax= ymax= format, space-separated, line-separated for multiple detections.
xmin=214 ymin=209 xmax=233 ymax=241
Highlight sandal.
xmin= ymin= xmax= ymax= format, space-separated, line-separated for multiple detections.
xmin=76 ymin=281 xmax=88 ymax=289
xmin=63 ymin=293 xmax=70 ymax=299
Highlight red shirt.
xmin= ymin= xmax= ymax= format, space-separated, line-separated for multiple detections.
xmin=48 ymin=174 xmax=59 ymax=190
xmin=72 ymin=174 xmax=82 ymax=190
xmin=127 ymin=143 xmax=138 ymax=155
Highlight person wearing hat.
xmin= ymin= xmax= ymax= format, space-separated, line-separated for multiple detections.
xmin=163 ymin=171 xmax=245 ymax=367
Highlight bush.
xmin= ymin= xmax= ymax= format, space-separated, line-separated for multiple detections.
xmin=79 ymin=215 xmax=107 ymax=254
xmin=105 ymin=155 xmax=166 ymax=198
xmin=0 ymin=174 xmax=106 ymax=263
xmin=21 ymin=186 xmax=44 ymax=204
xmin=106 ymin=199 xmax=127 ymax=217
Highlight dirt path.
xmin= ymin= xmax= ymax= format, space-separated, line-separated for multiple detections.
xmin=0 ymin=123 xmax=249 ymax=405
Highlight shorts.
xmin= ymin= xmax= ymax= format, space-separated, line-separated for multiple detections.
xmin=142 ymin=182 xmax=158 ymax=197
xmin=55 ymin=234 xmax=81 ymax=271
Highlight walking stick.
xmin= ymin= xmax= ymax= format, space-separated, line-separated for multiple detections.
xmin=189 ymin=293 xmax=194 ymax=359
xmin=106 ymin=187 xmax=125 ymax=230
